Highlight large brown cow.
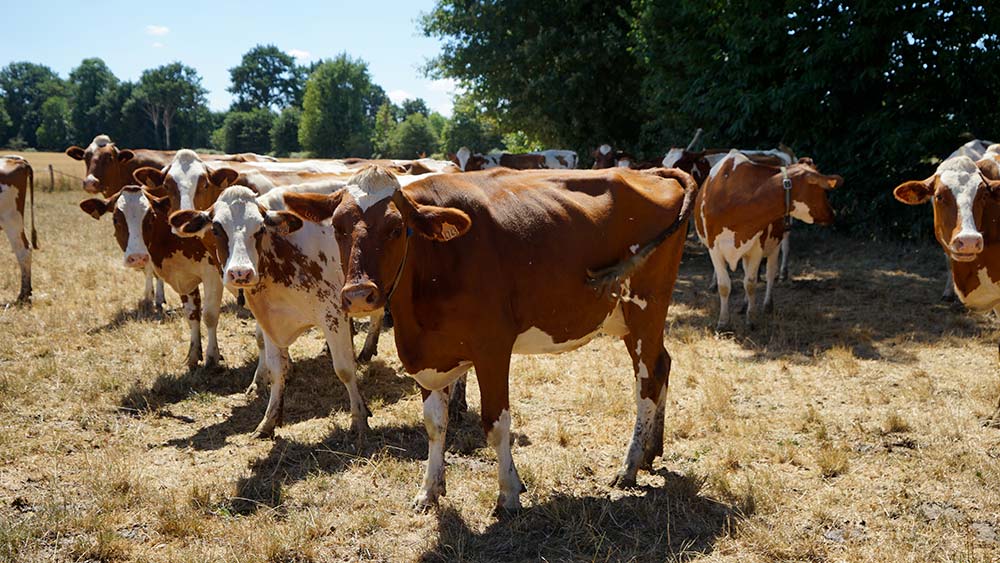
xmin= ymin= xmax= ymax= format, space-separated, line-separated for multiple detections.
xmin=695 ymin=151 xmax=841 ymax=331
xmin=894 ymin=155 xmax=1000 ymax=424
xmin=0 ymin=156 xmax=37 ymax=303
xmin=278 ymin=165 xmax=697 ymax=512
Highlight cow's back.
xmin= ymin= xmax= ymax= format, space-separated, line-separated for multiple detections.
xmin=0 ymin=156 xmax=32 ymax=217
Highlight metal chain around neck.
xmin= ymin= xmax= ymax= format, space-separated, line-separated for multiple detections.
xmin=781 ymin=166 xmax=793 ymax=230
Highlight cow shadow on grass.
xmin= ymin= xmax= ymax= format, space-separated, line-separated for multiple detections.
xmin=670 ymin=231 xmax=989 ymax=364
xmin=86 ymin=304 xmax=169 ymax=335
xmin=158 ymin=357 xmax=423 ymax=451
xmin=419 ymin=469 xmax=737 ymax=562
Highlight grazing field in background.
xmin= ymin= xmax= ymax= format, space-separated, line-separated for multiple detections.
xmin=2 ymin=189 xmax=1000 ymax=562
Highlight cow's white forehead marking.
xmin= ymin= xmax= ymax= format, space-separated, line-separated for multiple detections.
xmin=117 ymin=189 xmax=151 ymax=259
xmin=456 ymin=147 xmax=471 ymax=171
xmin=662 ymin=148 xmax=684 ymax=168
xmin=938 ymin=156 xmax=983 ymax=237
xmin=169 ymin=149 xmax=207 ymax=210
xmin=346 ymin=184 xmax=397 ymax=211
xmin=87 ymin=134 xmax=112 ymax=152
xmin=599 ymin=144 xmax=612 ymax=155
xmin=343 ymin=167 xmax=402 ymax=212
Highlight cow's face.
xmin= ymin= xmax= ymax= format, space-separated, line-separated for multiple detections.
xmin=894 ymin=157 xmax=1000 ymax=261
xmin=284 ymin=166 xmax=471 ymax=316
xmin=169 ymin=186 xmax=302 ymax=288
xmin=66 ymin=136 xmax=134 ymax=194
xmin=786 ymin=160 xmax=841 ymax=226
xmin=134 ymin=150 xmax=238 ymax=211
xmin=79 ymin=186 xmax=170 ymax=269
xmin=592 ymin=144 xmax=616 ymax=169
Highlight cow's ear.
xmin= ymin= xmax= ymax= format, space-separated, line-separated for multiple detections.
xmin=264 ymin=210 xmax=304 ymax=236
xmin=146 ymin=192 xmax=172 ymax=215
xmin=977 ymin=158 xmax=1000 ymax=181
xmin=118 ymin=149 xmax=135 ymax=163
xmin=66 ymin=146 xmax=86 ymax=161
xmin=283 ymin=191 xmax=345 ymax=223
xmin=79 ymin=197 xmax=111 ymax=220
xmin=210 ymin=167 xmax=239 ymax=188
xmin=393 ymin=191 xmax=471 ymax=242
xmin=824 ymin=174 xmax=843 ymax=190
xmin=133 ymin=167 xmax=165 ymax=188
xmin=893 ymin=178 xmax=934 ymax=205
xmin=169 ymin=209 xmax=212 ymax=237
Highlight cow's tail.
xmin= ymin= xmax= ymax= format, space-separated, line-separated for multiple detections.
xmin=586 ymin=168 xmax=698 ymax=294
xmin=28 ymin=165 xmax=37 ymax=249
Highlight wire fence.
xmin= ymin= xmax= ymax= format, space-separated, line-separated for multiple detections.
xmin=45 ymin=166 xmax=85 ymax=193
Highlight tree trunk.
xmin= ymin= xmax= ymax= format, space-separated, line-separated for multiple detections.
xmin=162 ymin=106 xmax=176 ymax=149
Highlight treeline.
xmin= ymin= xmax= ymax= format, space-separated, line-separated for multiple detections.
xmin=0 ymin=45 xmax=512 ymax=159
xmin=422 ymin=0 xmax=1000 ymax=236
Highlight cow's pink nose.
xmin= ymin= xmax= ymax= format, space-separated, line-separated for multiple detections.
xmin=951 ymin=233 xmax=984 ymax=255
xmin=226 ymin=267 xmax=257 ymax=286
xmin=83 ymin=179 xmax=100 ymax=194
xmin=341 ymin=282 xmax=380 ymax=313
xmin=125 ymin=253 xmax=149 ymax=268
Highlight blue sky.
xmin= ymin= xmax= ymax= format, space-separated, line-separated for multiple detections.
xmin=0 ymin=0 xmax=456 ymax=115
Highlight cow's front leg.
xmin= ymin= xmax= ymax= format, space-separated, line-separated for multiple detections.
xmin=180 ymin=289 xmax=202 ymax=368
xmin=324 ymin=318 xmax=370 ymax=433
xmin=357 ymin=309 xmax=383 ymax=363
xmin=253 ymin=335 xmax=290 ymax=438
xmin=202 ymin=276 xmax=224 ymax=368
xmin=154 ymin=275 xmax=166 ymax=313
xmin=762 ymin=247 xmax=780 ymax=314
xmin=413 ymin=386 xmax=450 ymax=510
xmin=779 ymin=231 xmax=791 ymax=281
xmin=247 ymin=323 xmax=268 ymax=397
xmin=1 ymin=210 xmax=31 ymax=303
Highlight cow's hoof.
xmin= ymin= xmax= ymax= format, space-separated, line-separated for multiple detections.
xmin=350 ymin=416 xmax=371 ymax=435
xmin=780 ymin=271 xmax=789 ymax=282
xmin=357 ymin=347 xmax=375 ymax=363
xmin=715 ymin=325 xmax=734 ymax=336
xmin=412 ymin=491 xmax=440 ymax=512
xmin=493 ymin=494 xmax=522 ymax=516
xmin=941 ymin=293 xmax=957 ymax=303
xmin=251 ymin=421 xmax=276 ymax=439
xmin=205 ymin=355 xmax=223 ymax=370
xmin=610 ymin=472 xmax=637 ymax=489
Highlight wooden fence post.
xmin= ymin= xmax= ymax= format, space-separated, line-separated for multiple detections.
xmin=48 ymin=164 xmax=54 ymax=193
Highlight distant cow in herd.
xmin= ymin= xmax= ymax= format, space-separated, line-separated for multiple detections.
xmin=0 ymin=155 xmax=37 ymax=303
xmin=449 ymin=146 xmax=578 ymax=171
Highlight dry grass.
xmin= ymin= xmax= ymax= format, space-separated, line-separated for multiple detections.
xmin=1 ymin=190 xmax=1000 ymax=561
xmin=3 ymin=151 xmax=83 ymax=192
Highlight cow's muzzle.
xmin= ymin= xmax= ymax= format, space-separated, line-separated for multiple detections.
xmin=226 ymin=266 xmax=259 ymax=287
xmin=124 ymin=253 xmax=149 ymax=269
xmin=341 ymin=282 xmax=381 ymax=315
xmin=950 ymin=233 xmax=984 ymax=261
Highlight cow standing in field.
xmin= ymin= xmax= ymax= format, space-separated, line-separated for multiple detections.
xmin=281 ymin=165 xmax=697 ymax=512
xmin=449 ymin=146 xmax=578 ymax=171
xmin=894 ymin=155 xmax=1000 ymax=424
xmin=696 ymin=151 xmax=841 ymax=331
xmin=0 ymin=156 xmax=37 ymax=303
xmin=170 ymin=182 xmax=371 ymax=437
xmin=79 ymin=187 xmax=224 ymax=368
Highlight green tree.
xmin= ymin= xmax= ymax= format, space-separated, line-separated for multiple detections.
xmin=68 ymin=58 xmax=118 ymax=144
xmin=423 ymin=0 xmax=646 ymax=152
xmin=298 ymin=55 xmax=384 ymax=157
xmin=400 ymin=98 xmax=430 ymax=117
xmin=35 ymin=96 xmax=72 ymax=150
xmin=0 ymin=62 xmax=68 ymax=146
xmin=271 ymin=106 xmax=302 ymax=156
xmin=108 ymin=81 xmax=158 ymax=148
xmin=440 ymin=93 xmax=502 ymax=154
xmin=133 ymin=63 xmax=208 ymax=148
xmin=228 ymin=45 xmax=306 ymax=111
xmin=0 ymin=102 xmax=11 ymax=146
xmin=217 ymin=109 xmax=275 ymax=154
xmin=387 ymin=112 xmax=439 ymax=158
xmin=371 ymin=101 xmax=398 ymax=157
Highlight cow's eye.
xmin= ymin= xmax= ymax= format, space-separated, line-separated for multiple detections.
xmin=935 ymin=193 xmax=944 ymax=202
xmin=212 ymin=222 xmax=224 ymax=236
xmin=389 ymin=225 xmax=403 ymax=239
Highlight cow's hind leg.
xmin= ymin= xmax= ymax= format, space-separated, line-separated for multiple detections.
xmin=0 ymin=209 xmax=31 ymax=303
xmin=942 ymin=260 xmax=957 ymax=302
xmin=449 ymin=374 xmax=469 ymax=422
xmin=180 ymin=289 xmax=203 ymax=369
xmin=708 ymin=247 xmax=733 ymax=332
xmin=741 ymin=247 xmax=764 ymax=328
xmin=253 ymin=335 xmax=290 ymax=438
xmin=613 ymin=328 xmax=670 ymax=488
xmin=154 ymin=275 xmax=166 ymax=313
xmin=324 ymin=317 xmax=370 ymax=433
xmin=475 ymin=355 xmax=524 ymax=513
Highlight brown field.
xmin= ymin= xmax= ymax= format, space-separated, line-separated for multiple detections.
xmin=2 ymin=186 xmax=1000 ymax=562
xmin=3 ymin=151 xmax=85 ymax=192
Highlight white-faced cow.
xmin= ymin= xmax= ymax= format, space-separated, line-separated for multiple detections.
xmin=169 ymin=181 xmax=374 ymax=438
xmin=695 ymin=151 xmax=841 ymax=331
xmin=0 ymin=156 xmax=37 ymax=303
xmin=282 ymin=165 xmax=698 ymax=512
xmin=79 ymin=187 xmax=224 ymax=368
xmin=894 ymin=155 xmax=1000 ymax=423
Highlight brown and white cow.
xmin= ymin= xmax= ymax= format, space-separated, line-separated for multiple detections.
xmin=169 ymin=182 xmax=372 ymax=437
xmin=0 ymin=156 xmax=37 ymax=303
xmin=79 ymin=187 xmax=224 ymax=368
xmin=696 ymin=150 xmax=841 ymax=331
xmin=450 ymin=147 xmax=578 ymax=171
xmin=894 ymin=155 xmax=1000 ymax=423
xmin=281 ymin=165 xmax=697 ymax=512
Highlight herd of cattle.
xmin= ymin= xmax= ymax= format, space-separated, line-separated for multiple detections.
xmin=0 ymin=133 xmax=998 ymax=513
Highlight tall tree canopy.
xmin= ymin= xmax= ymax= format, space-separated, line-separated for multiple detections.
xmin=422 ymin=0 xmax=647 ymax=154
xmin=68 ymin=58 xmax=118 ymax=144
xmin=134 ymin=63 xmax=208 ymax=149
xmin=298 ymin=55 xmax=386 ymax=157
xmin=0 ymin=62 xmax=68 ymax=146
xmin=228 ymin=45 xmax=305 ymax=111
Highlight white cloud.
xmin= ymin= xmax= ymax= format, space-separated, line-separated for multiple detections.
xmin=146 ymin=25 xmax=169 ymax=36
xmin=151 ymin=42 xmax=165 ymax=49
xmin=387 ymin=89 xmax=412 ymax=104
xmin=288 ymin=49 xmax=311 ymax=59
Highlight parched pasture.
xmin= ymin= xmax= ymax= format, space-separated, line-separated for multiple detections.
xmin=2 ymin=184 xmax=1000 ymax=562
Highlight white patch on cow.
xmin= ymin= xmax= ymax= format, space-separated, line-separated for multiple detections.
xmin=239 ymin=159 xmax=352 ymax=175
xmin=714 ymin=227 xmax=762 ymax=270
xmin=168 ymin=149 xmax=207 ymax=210
xmin=456 ymin=147 xmax=471 ymax=171
xmin=790 ymin=201 xmax=814 ymax=224
xmin=619 ymin=278 xmax=648 ymax=310
xmin=985 ymin=144 xmax=1000 ymax=159
xmin=482 ymin=153 xmax=502 ymax=169
xmin=953 ymin=267 xmax=1000 ymax=312
xmin=662 ymin=148 xmax=684 ymax=168
xmin=487 ymin=408 xmax=523 ymax=510
xmin=938 ymin=156 xmax=984 ymax=242
xmin=709 ymin=150 xmax=748 ymax=180
xmin=346 ymin=183 xmax=397 ymax=212
xmin=947 ymin=140 xmax=995 ymax=161
xmin=741 ymin=149 xmax=794 ymax=165
xmin=616 ymin=159 xmax=631 ymax=168
xmin=602 ymin=302 xmax=629 ymax=337
xmin=116 ymin=189 xmax=151 ymax=266
xmin=630 ymin=244 xmax=639 ymax=253
xmin=531 ymin=149 xmax=578 ymax=169
xmin=214 ymin=186 xmax=264 ymax=282
xmin=87 ymin=134 xmax=112 ymax=152
xmin=599 ymin=144 xmax=612 ymax=155
xmin=411 ymin=362 xmax=473 ymax=391
xmin=512 ymin=326 xmax=600 ymax=354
